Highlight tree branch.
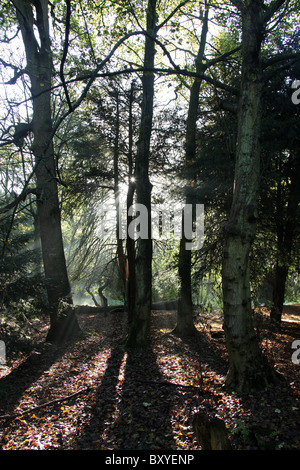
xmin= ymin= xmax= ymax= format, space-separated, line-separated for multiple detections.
xmin=262 ymin=51 xmax=300 ymax=69
xmin=156 ymin=0 xmax=191 ymax=31
xmin=263 ymin=0 xmax=288 ymax=24
xmin=0 ymin=187 xmax=41 ymax=214
xmin=263 ymin=57 xmax=300 ymax=83
xmin=0 ymin=58 xmax=27 ymax=85
xmin=60 ymin=0 xmax=72 ymax=111
xmin=0 ymin=387 xmax=91 ymax=421
xmin=206 ymin=46 xmax=241 ymax=67
xmin=11 ymin=0 xmax=40 ymax=55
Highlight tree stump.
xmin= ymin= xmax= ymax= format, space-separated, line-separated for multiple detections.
xmin=193 ymin=411 xmax=232 ymax=450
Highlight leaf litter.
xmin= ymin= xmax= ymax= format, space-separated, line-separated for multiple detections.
xmin=0 ymin=305 xmax=299 ymax=450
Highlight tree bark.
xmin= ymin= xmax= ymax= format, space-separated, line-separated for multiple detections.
xmin=271 ymin=151 xmax=300 ymax=324
xmin=271 ymin=263 xmax=289 ymax=324
xmin=14 ymin=0 xmax=80 ymax=342
xmin=126 ymin=84 xmax=136 ymax=324
xmin=222 ymin=0 xmax=281 ymax=391
xmin=113 ymin=91 xmax=127 ymax=300
xmin=125 ymin=0 xmax=157 ymax=348
xmin=174 ymin=4 xmax=209 ymax=336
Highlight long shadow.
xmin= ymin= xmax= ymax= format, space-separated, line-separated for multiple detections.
xmin=76 ymin=344 xmax=126 ymax=450
xmin=0 ymin=341 xmax=74 ymax=418
xmin=119 ymin=347 xmax=178 ymax=450
xmin=75 ymin=312 xmax=229 ymax=450
xmin=152 ymin=308 xmax=228 ymax=377
xmin=76 ymin=343 xmax=178 ymax=450
xmin=172 ymin=328 xmax=229 ymax=378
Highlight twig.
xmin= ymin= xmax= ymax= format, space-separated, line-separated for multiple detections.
xmin=0 ymin=387 xmax=91 ymax=421
xmin=138 ymin=379 xmax=202 ymax=391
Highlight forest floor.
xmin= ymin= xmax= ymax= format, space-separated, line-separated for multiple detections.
xmin=0 ymin=304 xmax=299 ymax=451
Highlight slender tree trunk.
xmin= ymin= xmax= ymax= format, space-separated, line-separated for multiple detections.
xmin=270 ymin=169 xmax=285 ymax=324
xmin=174 ymin=5 xmax=209 ymax=336
xmin=14 ymin=0 xmax=80 ymax=342
xmin=271 ymin=151 xmax=300 ymax=324
xmin=126 ymin=181 xmax=136 ymax=323
xmin=113 ymin=91 xmax=127 ymax=300
xmin=125 ymin=0 xmax=157 ymax=348
xmin=222 ymin=1 xmax=280 ymax=391
xmin=98 ymin=284 xmax=108 ymax=309
xmin=86 ymin=287 xmax=101 ymax=307
xmin=126 ymin=84 xmax=136 ymax=323
xmin=271 ymin=263 xmax=289 ymax=324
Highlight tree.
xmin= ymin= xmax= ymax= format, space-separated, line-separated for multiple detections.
xmin=173 ymin=2 xmax=210 ymax=336
xmin=270 ymin=149 xmax=300 ymax=322
xmin=221 ymin=0 xmax=299 ymax=391
xmin=125 ymin=82 xmax=137 ymax=324
xmin=190 ymin=19 xmax=299 ymax=328
xmin=257 ymin=63 xmax=300 ymax=323
xmin=125 ymin=0 xmax=157 ymax=348
xmin=10 ymin=0 xmax=81 ymax=342
xmin=173 ymin=1 xmax=242 ymax=336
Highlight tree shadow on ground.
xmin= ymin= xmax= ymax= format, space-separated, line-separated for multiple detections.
xmin=173 ymin=328 xmax=229 ymax=377
xmin=76 ymin=342 xmax=179 ymax=450
xmin=0 ymin=341 xmax=74 ymax=417
xmin=151 ymin=308 xmax=228 ymax=378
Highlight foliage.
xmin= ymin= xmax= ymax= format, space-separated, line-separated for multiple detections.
xmin=0 ymin=205 xmax=45 ymax=309
xmin=0 ymin=0 xmax=299 ymax=424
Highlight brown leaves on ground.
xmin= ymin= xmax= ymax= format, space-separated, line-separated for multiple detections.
xmin=0 ymin=306 xmax=299 ymax=450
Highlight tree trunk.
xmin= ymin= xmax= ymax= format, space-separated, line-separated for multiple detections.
xmin=271 ymin=264 xmax=288 ymax=324
xmin=113 ymin=91 xmax=127 ymax=301
xmin=175 ymin=233 xmax=195 ymax=335
xmin=174 ymin=5 xmax=209 ymax=336
xmin=125 ymin=0 xmax=157 ymax=348
xmin=14 ymin=0 xmax=80 ymax=342
xmin=271 ymin=151 xmax=300 ymax=324
xmin=222 ymin=1 xmax=280 ymax=391
xmin=126 ymin=83 xmax=136 ymax=324
xmin=126 ymin=182 xmax=136 ymax=323
xmin=98 ymin=285 xmax=108 ymax=309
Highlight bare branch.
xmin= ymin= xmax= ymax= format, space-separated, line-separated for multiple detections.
xmin=0 ymin=387 xmax=91 ymax=421
xmin=0 ymin=58 xmax=27 ymax=85
xmin=156 ymin=0 xmax=192 ymax=31
xmin=206 ymin=46 xmax=241 ymax=67
xmin=60 ymin=0 xmax=72 ymax=110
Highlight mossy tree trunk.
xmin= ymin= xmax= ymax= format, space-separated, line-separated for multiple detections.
xmin=222 ymin=0 xmax=283 ymax=391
